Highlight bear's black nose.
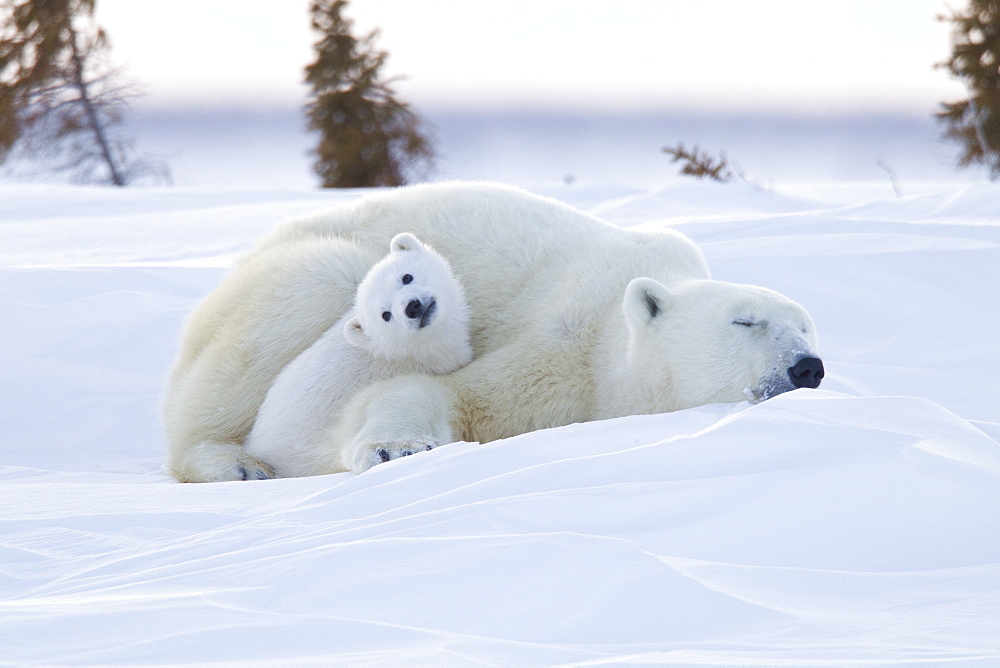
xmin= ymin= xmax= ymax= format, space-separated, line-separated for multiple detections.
xmin=788 ymin=356 xmax=825 ymax=389
xmin=405 ymin=299 xmax=423 ymax=319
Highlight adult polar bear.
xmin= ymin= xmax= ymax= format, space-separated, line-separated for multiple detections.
xmin=164 ymin=182 xmax=821 ymax=482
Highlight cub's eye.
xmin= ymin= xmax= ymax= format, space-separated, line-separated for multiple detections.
xmin=382 ymin=311 xmax=392 ymax=322
xmin=401 ymin=274 xmax=413 ymax=285
xmin=733 ymin=319 xmax=756 ymax=328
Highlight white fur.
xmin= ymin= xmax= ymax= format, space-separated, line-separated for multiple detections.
xmin=333 ymin=277 xmax=820 ymax=472
xmin=243 ymin=233 xmax=471 ymax=477
xmin=606 ymin=277 xmax=819 ymax=416
xmin=163 ymin=182 xmax=820 ymax=482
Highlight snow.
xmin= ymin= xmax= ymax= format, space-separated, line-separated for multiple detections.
xmin=119 ymin=105 xmax=985 ymax=194
xmin=1 ymin=176 xmax=999 ymax=665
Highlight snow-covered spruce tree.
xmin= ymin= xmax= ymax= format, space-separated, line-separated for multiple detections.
xmin=304 ymin=0 xmax=434 ymax=188
xmin=0 ymin=0 xmax=166 ymax=186
xmin=937 ymin=0 xmax=1000 ymax=179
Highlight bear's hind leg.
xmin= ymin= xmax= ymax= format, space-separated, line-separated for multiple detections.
xmin=171 ymin=441 xmax=275 ymax=482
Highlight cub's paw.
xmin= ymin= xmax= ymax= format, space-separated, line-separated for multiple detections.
xmin=344 ymin=440 xmax=439 ymax=474
xmin=372 ymin=442 xmax=437 ymax=465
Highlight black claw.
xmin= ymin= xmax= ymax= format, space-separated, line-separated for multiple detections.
xmin=236 ymin=465 xmax=248 ymax=481
xmin=377 ymin=448 xmax=391 ymax=462
xmin=252 ymin=468 xmax=270 ymax=480
xmin=425 ymin=444 xmax=433 ymax=451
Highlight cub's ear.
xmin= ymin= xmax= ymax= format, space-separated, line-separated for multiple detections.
xmin=390 ymin=232 xmax=423 ymax=253
xmin=624 ymin=277 xmax=674 ymax=328
xmin=343 ymin=316 xmax=368 ymax=348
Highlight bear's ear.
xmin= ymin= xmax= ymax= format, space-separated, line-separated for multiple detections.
xmin=390 ymin=232 xmax=423 ymax=253
xmin=343 ymin=316 xmax=368 ymax=348
xmin=624 ymin=277 xmax=673 ymax=328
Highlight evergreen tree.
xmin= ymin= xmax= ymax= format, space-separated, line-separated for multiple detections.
xmin=937 ymin=0 xmax=1000 ymax=179
xmin=304 ymin=0 xmax=434 ymax=188
xmin=662 ymin=143 xmax=738 ymax=183
xmin=0 ymin=0 xmax=165 ymax=186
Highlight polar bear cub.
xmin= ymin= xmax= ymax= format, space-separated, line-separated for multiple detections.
xmin=244 ymin=232 xmax=472 ymax=477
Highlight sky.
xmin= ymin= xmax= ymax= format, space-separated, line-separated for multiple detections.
xmin=98 ymin=0 xmax=963 ymax=112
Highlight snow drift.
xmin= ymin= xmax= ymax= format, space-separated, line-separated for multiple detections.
xmin=1 ymin=181 xmax=998 ymax=665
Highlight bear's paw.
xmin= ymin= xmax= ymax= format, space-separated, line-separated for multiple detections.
xmin=370 ymin=440 xmax=438 ymax=466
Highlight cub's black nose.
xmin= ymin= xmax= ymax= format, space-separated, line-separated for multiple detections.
xmin=789 ymin=356 xmax=825 ymax=389
xmin=405 ymin=299 xmax=423 ymax=319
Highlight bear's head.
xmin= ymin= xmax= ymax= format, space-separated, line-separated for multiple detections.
xmin=345 ymin=232 xmax=473 ymax=374
xmin=623 ymin=277 xmax=823 ymax=410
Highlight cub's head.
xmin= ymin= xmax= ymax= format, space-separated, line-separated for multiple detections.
xmin=345 ymin=233 xmax=472 ymax=374
xmin=623 ymin=277 xmax=823 ymax=410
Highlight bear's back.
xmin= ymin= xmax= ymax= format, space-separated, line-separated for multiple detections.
xmin=271 ymin=183 xmax=709 ymax=355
